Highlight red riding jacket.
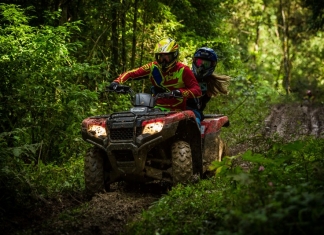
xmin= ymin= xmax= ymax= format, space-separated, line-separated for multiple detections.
xmin=114 ymin=61 xmax=202 ymax=111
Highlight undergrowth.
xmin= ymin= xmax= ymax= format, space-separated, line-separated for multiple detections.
xmin=0 ymin=154 xmax=85 ymax=216
xmin=125 ymin=137 xmax=324 ymax=235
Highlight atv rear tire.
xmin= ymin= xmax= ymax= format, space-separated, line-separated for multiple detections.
xmin=84 ymin=147 xmax=109 ymax=197
xmin=171 ymin=140 xmax=193 ymax=185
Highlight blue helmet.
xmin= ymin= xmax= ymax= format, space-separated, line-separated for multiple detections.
xmin=192 ymin=47 xmax=218 ymax=80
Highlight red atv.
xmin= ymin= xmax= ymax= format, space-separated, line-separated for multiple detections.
xmin=81 ymin=85 xmax=229 ymax=196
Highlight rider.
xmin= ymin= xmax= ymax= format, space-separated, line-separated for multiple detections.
xmin=109 ymin=37 xmax=202 ymax=120
xmin=191 ymin=47 xmax=230 ymax=117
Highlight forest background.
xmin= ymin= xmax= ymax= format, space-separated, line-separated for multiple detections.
xmin=0 ymin=0 xmax=324 ymax=234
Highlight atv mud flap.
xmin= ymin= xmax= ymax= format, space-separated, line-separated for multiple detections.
xmin=106 ymin=136 xmax=164 ymax=183
xmin=202 ymin=132 xmax=222 ymax=171
xmin=201 ymin=115 xmax=229 ymax=172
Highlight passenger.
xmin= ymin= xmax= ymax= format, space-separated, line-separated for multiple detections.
xmin=190 ymin=47 xmax=230 ymax=119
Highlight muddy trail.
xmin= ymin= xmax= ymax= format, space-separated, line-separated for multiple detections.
xmin=3 ymin=103 xmax=324 ymax=235
xmin=264 ymin=103 xmax=324 ymax=139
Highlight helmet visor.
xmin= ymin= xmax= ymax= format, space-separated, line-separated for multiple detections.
xmin=194 ymin=58 xmax=212 ymax=69
xmin=156 ymin=53 xmax=173 ymax=63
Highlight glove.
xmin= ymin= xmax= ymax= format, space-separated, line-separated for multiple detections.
xmin=171 ymin=89 xmax=182 ymax=97
xmin=108 ymin=81 xmax=119 ymax=90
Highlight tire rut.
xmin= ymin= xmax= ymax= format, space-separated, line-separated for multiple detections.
xmin=264 ymin=103 xmax=324 ymax=139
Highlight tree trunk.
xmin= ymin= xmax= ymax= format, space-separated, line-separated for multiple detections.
xmin=121 ymin=0 xmax=127 ymax=71
xmin=280 ymin=0 xmax=291 ymax=95
xmin=140 ymin=0 xmax=147 ymax=92
xmin=111 ymin=0 xmax=119 ymax=77
xmin=131 ymin=0 xmax=139 ymax=69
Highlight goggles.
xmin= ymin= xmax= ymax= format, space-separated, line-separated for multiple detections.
xmin=156 ymin=53 xmax=173 ymax=63
xmin=194 ymin=58 xmax=212 ymax=68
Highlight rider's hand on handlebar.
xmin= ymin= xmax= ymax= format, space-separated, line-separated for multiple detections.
xmin=171 ymin=89 xmax=182 ymax=97
xmin=106 ymin=82 xmax=131 ymax=94
xmin=108 ymin=81 xmax=119 ymax=91
xmin=158 ymin=89 xmax=182 ymax=98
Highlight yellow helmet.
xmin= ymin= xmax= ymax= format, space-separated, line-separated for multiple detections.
xmin=154 ymin=38 xmax=179 ymax=70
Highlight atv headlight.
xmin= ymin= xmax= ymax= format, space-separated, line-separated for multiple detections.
xmin=142 ymin=120 xmax=164 ymax=135
xmin=88 ymin=125 xmax=107 ymax=137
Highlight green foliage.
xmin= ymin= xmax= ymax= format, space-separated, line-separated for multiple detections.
xmin=0 ymin=146 xmax=84 ymax=214
xmin=0 ymin=4 xmax=98 ymax=217
xmin=127 ymin=180 xmax=230 ymax=235
xmin=302 ymin=0 xmax=324 ymax=30
xmin=227 ymin=0 xmax=324 ymax=97
xmin=205 ymin=73 xmax=278 ymax=152
xmin=171 ymin=0 xmax=233 ymax=38
xmin=290 ymin=31 xmax=324 ymax=99
xmin=0 ymin=4 xmax=103 ymax=162
xmin=126 ymin=138 xmax=324 ymax=234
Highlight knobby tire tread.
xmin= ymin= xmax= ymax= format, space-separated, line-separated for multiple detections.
xmin=171 ymin=140 xmax=193 ymax=184
xmin=84 ymin=147 xmax=105 ymax=197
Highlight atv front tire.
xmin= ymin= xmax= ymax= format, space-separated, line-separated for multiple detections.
xmin=171 ymin=140 xmax=193 ymax=185
xmin=84 ymin=147 xmax=109 ymax=197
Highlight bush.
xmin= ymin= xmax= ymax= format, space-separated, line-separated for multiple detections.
xmin=125 ymin=138 xmax=324 ymax=235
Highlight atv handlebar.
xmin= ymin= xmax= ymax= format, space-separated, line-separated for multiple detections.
xmin=106 ymin=84 xmax=133 ymax=94
xmin=155 ymin=92 xmax=182 ymax=99
xmin=106 ymin=84 xmax=182 ymax=98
